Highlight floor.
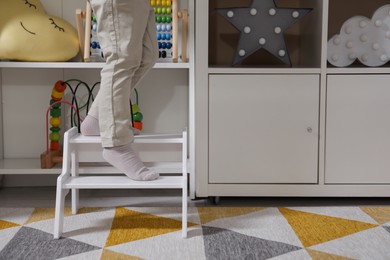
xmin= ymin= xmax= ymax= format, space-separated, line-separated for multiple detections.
xmin=1 ymin=186 xmax=390 ymax=208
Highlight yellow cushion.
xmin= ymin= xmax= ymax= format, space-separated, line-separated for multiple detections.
xmin=0 ymin=0 xmax=79 ymax=61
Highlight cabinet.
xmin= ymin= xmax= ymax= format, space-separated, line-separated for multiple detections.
xmin=195 ymin=0 xmax=390 ymax=197
xmin=326 ymin=75 xmax=390 ymax=184
xmin=0 ymin=0 xmax=195 ymax=198
xmin=209 ymin=74 xmax=319 ymax=184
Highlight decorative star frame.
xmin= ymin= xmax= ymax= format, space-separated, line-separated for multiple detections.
xmin=217 ymin=0 xmax=312 ymax=66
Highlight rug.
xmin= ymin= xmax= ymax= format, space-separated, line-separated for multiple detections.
xmin=1 ymin=206 xmax=390 ymax=259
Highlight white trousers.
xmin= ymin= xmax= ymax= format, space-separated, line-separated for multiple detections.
xmin=88 ymin=0 xmax=158 ymax=147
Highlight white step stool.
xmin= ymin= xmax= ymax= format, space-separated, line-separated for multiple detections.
xmin=54 ymin=127 xmax=188 ymax=239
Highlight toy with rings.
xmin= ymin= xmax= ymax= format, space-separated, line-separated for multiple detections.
xmin=41 ymin=79 xmax=98 ymax=168
xmin=41 ymin=80 xmax=144 ymax=168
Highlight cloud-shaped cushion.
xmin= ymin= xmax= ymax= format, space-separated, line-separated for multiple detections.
xmin=0 ymin=0 xmax=79 ymax=62
xmin=328 ymin=5 xmax=390 ymax=67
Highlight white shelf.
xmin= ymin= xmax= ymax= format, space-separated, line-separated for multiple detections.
xmin=327 ymin=67 xmax=390 ymax=74
xmin=0 ymin=61 xmax=190 ymax=69
xmin=208 ymin=68 xmax=321 ymax=74
xmin=0 ymin=159 xmax=61 ymax=175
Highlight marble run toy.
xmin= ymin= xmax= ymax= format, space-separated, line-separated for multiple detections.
xmin=41 ymin=80 xmax=144 ymax=168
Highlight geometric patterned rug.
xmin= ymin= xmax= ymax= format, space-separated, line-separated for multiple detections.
xmin=1 ymin=206 xmax=390 ymax=259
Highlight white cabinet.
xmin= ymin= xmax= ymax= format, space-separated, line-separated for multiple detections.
xmin=326 ymin=75 xmax=390 ymax=184
xmin=209 ymin=74 xmax=319 ymax=184
xmin=194 ymin=0 xmax=390 ymax=197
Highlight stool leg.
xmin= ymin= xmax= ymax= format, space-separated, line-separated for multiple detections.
xmin=182 ymin=182 xmax=187 ymax=238
xmin=71 ymin=150 xmax=79 ymax=215
xmin=182 ymin=129 xmax=188 ymax=238
xmin=54 ymin=181 xmax=68 ymax=239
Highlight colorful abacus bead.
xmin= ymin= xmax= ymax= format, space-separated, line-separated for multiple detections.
xmin=133 ymin=121 xmax=143 ymax=131
xmin=50 ymin=117 xmax=61 ymax=127
xmin=133 ymin=112 xmax=143 ymax=122
xmin=51 ymin=80 xmax=66 ymax=100
xmin=50 ymin=141 xmax=60 ymax=151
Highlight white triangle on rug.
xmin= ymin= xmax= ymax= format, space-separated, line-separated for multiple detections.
xmin=26 ymin=208 xmax=116 ymax=248
xmin=310 ymin=225 xmax=390 ymax=259
xmin=287 ymin=206 xmax=378 ymax=224
xmin=0 ymin=208 xmax=35 ymax=225
xmin=270 ymin=248 xmax=312 ymax=260
xmin=204 ymin=207 xmax=303 ymax=248
xmin=0 ymin=226 xmax=21 ymax=251
xmin=124 ymin=206 xmax=201 ymax=225
xmin=56 ymin=249 xmax=103 ymax=260
xmin=107 ymin=227 xmax=205 ymax=260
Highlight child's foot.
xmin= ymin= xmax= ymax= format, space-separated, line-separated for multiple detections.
xmin=103 ymin=143 xmax=159 ymax=181
xmin=80 ymin=115 xmax=100 ymax=136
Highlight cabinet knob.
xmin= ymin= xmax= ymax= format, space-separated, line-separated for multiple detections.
xmin=307 ymin=127 xmax=313 ymax=133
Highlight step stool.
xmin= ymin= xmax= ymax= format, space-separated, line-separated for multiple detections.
xmin=53 ymin=127 xmax=188 ymax=239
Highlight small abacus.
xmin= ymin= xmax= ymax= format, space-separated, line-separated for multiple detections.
xmin=151 ymin=0 xmax=188 ymax=63
xmin=152 ymin=0 xmax=174 ymax=61
xmin=76 ymin=2 xmax=104 ymax=62
xmin=88 ymin=13 xmax=104 ymax=62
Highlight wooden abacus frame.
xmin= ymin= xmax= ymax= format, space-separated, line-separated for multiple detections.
xmin=75 ymin=0 xmax=188 ymax=63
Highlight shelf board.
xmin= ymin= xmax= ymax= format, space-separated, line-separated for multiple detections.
xmin=327 ymin=67 xmax=390 ymax=74
xmin=0 ymin=159 xmax=61 ymax=175
xmin=0 ymin=61 xmax=190 ymax=69
xmin=208 ymin=67 xmax=321 ymax=74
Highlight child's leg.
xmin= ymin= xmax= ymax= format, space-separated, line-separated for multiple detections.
xmin=82 ymin=0 xmax=158 ymax=181
xmin=81 ymin=6 xmax=158 ymax=136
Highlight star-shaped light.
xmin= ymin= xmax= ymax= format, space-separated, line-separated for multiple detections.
xmin=217 ymin=0 xmax=312 ymax=66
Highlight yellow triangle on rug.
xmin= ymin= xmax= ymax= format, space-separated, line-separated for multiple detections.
xmin=0 ymin=219 xmax=19 ymax=230
xmin=360 ymin=207 xmax=390 ymax=225
xmin=105 ymin=207 xmax=197 ymax=247
xmin=24 ymin=207 xmax=107 ymax=224
xmin=279 ymin=208 xmax=378 ymax=247
xmin=197 ymin=207 xmax=264 ymax=224
xmin=101 ymin=249 xmax=142 ymax=260
xmin=307 ymin=249 xmax=353 ymax=259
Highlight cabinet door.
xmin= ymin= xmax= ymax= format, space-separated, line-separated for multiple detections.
xmin=326 ymin=75 xmax=390 ymax=184
xmin=209 ymin=74 xmax=319 ymax=184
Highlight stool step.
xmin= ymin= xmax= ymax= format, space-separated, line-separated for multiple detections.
xmin=78 ymin=162 xmax=184 ymax=174
xmin=63 ymin=176 xmax=185 ymax=189
xmin=70 ymin=133 xmax=184 ymax=144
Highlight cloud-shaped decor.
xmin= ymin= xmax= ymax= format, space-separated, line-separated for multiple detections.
xmin=0 ymin=0 xmax=79 ymax=62
xmin=327 ymin=5 xmax=390 ymax=67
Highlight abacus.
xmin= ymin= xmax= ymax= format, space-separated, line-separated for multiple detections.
xmin=76 ymin=1 xmax=104 ymax=62
xmin=76 ymin=0 xmax=188 ymax=63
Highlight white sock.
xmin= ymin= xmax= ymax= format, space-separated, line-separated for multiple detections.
xmin=103 ymin=143 xmax=159 ymax=181
xmin=80 ymin=115 xmax=100 ymax=136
